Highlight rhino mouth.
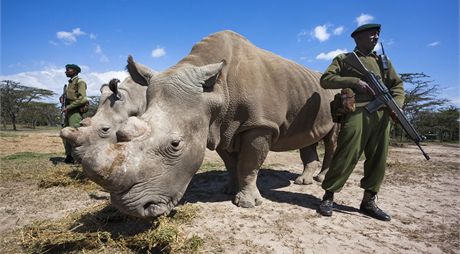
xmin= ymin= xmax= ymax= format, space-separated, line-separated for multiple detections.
xmin=143 ymin=201 xmax=174 ymax=217
xmin=110 ymin=186 xmax=177 ymax=218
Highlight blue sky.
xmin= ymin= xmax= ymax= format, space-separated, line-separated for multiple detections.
xmin=1 ymin=0 xmax=459 ymax=107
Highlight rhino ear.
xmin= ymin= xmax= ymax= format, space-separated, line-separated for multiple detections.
xmin=100 ymin=84 xmax=111 ymax=94
xmin=126 ymin=55 xmax=155 ymax=86
xmin=108 ymin=78 xmax=120 ymax=95
xmin=199 ymin=60 xmax=225 ymax=89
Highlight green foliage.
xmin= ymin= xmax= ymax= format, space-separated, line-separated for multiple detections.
xmin=18 ymin=101 xmax=60 ymax=128
xmin=394 ymin=73 xmax=458 ymax=141
xmin=0 ymin=80 xmax=56 ymax=130
xmin=2 ymin=152 xmax=51 ymax=161
xmin=400 ymin=73 xmax=448 ymax=121
xmin=414 ymin=106 xmax=459 ymax=141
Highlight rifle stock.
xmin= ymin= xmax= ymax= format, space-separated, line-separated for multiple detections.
xmin=343 ymin=52 xmax=430 ymax=160
xmin=61 ymin=85 xmax=67 ymax=127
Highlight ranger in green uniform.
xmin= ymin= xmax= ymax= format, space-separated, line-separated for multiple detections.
xmin=60 ymin=64 xmax=88 ymax=163
xmin=317 ymin=24 xmax=404 ymax=221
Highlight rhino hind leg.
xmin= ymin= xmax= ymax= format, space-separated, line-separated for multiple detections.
xmin=232 ymin=129 xmax=272 ymax=208
xmin=314 ymin=124 xmax=339 ymax=183
xmin=295 ymin=144 xmax=320 ymax=185
xmin=216 ymin=148 xmax=239 ymax=195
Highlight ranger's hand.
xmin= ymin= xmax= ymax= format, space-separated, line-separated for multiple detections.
xmin=61 ymin=107 xmax=68 ymax=114
xmin=390 ymin=110 xmax=398 ymax=123
xmin=356 ymin=80 xmax=376 ymax=96
xmin=59 ymin=96 xmax=64 ymax=104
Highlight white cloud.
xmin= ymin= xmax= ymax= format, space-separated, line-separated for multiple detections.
xmin=316 ymin=49 xmax=348 ymax=60
xmin=89 ymin=33 xmax=97 ymax=40
xmin=428 ymin=41 xmax=440 ymax=47
xmin=99 ymin=55 xmax=109 ymax=63
xmin=56 ymin=28 xmax=86 ymax=45
xmin=49 ymin=40 xmax=58 ymax=46
xmin=94 ymin=44 xmax=109 ymax=63
xmin=151 ymin=46 xmax=166 ymax=58
xmin=312 ymin=25 xmax=330 ymax=42
xmin=95 ymin=45 xmax=102 ymax=54
xmin=297 ymin=30 xmax=309 ymax=41
xmin=333 ymin=26 xmax=344 ymax=35
xmin=0 ymin=67 xmax=129 ymax=102
xmin=355 ymin=13 xmax=375 ymax=26
xmin=386 ymin=39 xmax=395 ymax=45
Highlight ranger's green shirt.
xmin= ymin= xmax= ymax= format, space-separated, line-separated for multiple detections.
xmin=65 ymin=76 xmax=88 ymax=110
xmin=320 ymin=48 xmax=405 ymax=108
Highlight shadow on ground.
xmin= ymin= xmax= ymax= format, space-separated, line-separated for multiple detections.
xmin=182 ymin=167 xmax=357 ymax=213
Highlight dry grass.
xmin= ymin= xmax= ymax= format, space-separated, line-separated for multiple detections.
xmin=385 ymin=159 xmax=459 ymax=185
xmin=11 ymin=203 xmax=202 ymax=254
xmin=0 ymin=149 xmax=204 ymax=253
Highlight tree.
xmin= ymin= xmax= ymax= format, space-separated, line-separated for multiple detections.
xmin=400 ymin=73 xmax=448 ymax=122
xmin=0 ymin=80 xmax=55 ymax=130
xmin=18 ymin=102 xmax=61 ymax=128
xmin=414 ymin=106 xmax=460 ymax=142
xmin=390 ymin=73 xmax=450 ymax=141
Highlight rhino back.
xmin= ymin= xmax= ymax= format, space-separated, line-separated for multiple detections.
xmin=176 ymin=30 xmax=336 ymax=151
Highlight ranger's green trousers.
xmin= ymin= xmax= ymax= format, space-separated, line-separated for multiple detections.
xmin=63 ymin=109 xmax=82 ymax=156
xmin=322 ymin=107 xmax=391 ymax=193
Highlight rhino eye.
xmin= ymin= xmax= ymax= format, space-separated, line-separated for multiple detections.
xmin=171 ymin=140 xmax=181 ymax=148
xmin=102 ymin=127 xmax=110 ymax=133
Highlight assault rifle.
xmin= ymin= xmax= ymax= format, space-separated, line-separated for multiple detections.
xmin=343 ymin=52 xmax=430 ymax=160
xmin=60 ymin=85 xmax=67 ymax=127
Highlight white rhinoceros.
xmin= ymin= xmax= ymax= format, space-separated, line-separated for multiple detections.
xmin=61 ymin=76 xmax=148 ymax=160
xmin=61 ymin=30 xmax=338 ymax=218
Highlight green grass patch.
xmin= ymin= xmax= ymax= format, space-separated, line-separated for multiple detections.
xmin=0 ymin=152 xmax=98 ymax=191
xmin=16 ymin=203 xmax=203 ymax=253
xmin=198 ymin=161 xmax=224 ymax=172
xmin=2 ymin=152 xmax=52 ymax=161
xmin=0 ymin=131 xmax=27 ymax=138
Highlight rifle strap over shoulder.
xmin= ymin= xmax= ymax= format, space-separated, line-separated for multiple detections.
xmin=378 ymin=55 xmax=389 ymax=83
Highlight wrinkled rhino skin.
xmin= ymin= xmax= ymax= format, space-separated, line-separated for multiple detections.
xmin=63 ymin=30 xmax=338 ymax=218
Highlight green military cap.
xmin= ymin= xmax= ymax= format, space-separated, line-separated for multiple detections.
xmin=65 ymin=64 xmax=81 ymax=73
xmin=351 ymin=23 xmax=381 ymax=38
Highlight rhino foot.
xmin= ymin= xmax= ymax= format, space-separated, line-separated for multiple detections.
xmin=233 ymin=190 xmax=263 ymax=208
xmin=294 ymin=175 xmax=314 ymax=185
xmin=313 ymin=170 xmax=328 ymax=183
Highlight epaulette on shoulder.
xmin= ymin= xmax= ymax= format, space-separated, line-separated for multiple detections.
xmin=335 ymin=52 xmax=350 ymax=60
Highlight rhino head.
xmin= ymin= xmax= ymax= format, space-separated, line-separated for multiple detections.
xmin=60 ymin=75 xmax=148 ymax=172
xmin=79 ymin=56 xmax=226 ymax=218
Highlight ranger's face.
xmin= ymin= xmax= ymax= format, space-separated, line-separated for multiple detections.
xmin=354 ymin=29 xmax=380 ymax=52
xmin=65 ymin=68 xmax=77 ymax=77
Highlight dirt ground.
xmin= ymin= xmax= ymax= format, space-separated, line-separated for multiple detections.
xmin=1 ymin=130 xmax=459 ymax=253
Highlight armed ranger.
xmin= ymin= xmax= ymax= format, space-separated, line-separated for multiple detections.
xmin=343 ymin=52 xmax=430 ymax=160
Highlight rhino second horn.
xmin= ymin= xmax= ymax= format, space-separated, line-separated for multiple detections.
xmin=116 ymin=117 xmax=150 ymax=142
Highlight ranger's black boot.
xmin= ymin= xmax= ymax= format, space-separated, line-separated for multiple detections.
xmin=318 ymin=191 xmax=334 ymax=217
xmin=359 ymin=190 xmax=391 ymax=221
xmin=64 ymin=155 xmax=74 ymax=164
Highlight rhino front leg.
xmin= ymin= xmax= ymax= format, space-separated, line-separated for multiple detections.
xmin=294 ymin=144 xmax=320 ymax=185
xmin=216 ymin=148 xmax=239 ymax=195
xmin=233 ymin=130 xmax=271 ymax=208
